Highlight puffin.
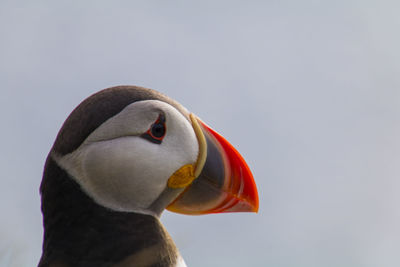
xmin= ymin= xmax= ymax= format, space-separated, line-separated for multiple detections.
xmin=38 ymin=85 xmax=259 ymax=267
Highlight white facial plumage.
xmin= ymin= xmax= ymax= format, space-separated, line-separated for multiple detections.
xmin=54 ymin=100 xmax=199 ymax=215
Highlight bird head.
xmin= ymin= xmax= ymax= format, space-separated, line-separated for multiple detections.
xmin=49 ymin=86 xmax=259 ymax=217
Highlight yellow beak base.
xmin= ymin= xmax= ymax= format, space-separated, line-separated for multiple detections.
xmin=167 ymin=164 xmax=195 ymax=189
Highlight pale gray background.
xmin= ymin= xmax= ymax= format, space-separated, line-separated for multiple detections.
xmin=1 ymin=1 xmax=399 ymax=266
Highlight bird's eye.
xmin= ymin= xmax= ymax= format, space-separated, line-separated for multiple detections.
xmin=151 ymin=122 xmax=165 ymax=138
xmin=141 ymin=114 xmax=166 ymax=144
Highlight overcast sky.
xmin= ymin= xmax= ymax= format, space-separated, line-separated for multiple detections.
xmin=1 ymin=1 xmax=400 ymax=266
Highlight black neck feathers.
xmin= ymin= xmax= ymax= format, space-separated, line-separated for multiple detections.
xmin=39 ymin=157 xmax=178 ymax=267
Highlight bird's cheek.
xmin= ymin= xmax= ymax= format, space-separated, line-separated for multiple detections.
xmin=81 ymin=139 xmax=169 ymax=211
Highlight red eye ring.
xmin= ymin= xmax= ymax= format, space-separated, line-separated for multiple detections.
xmin=141 ymin=114 xmax=166 ymax=144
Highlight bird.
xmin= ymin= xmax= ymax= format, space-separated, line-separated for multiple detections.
xmin=38 ymin=85 xmax=259 ymax=267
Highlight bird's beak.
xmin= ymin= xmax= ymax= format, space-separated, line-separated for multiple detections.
xmin=167 ymin=114 xmax=259 ymax=215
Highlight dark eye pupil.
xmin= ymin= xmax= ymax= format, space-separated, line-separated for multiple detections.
xmin=151 ymin=123 xmax=165 ymax=138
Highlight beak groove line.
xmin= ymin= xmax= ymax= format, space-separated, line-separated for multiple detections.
xmin=190 ymin=113 xmax=207 ymax=178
